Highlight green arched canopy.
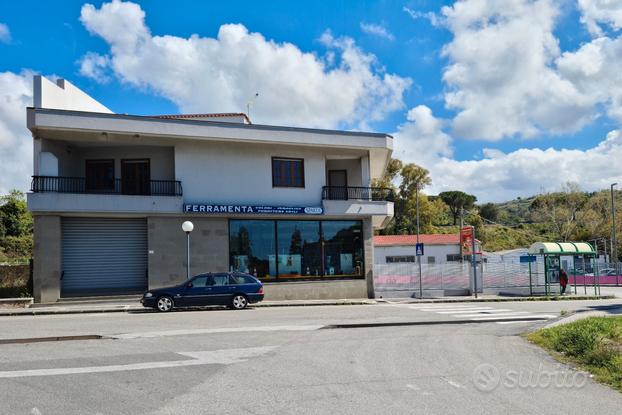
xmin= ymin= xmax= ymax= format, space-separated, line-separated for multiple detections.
xmin=527 ymin=242 xmax=596 ymax=256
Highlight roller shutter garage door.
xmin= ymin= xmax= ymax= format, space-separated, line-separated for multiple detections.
xmin=62 ymin=218 xmax=148 ymax=296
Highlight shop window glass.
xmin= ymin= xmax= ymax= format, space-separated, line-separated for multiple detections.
xmin=229 ymin=220 xmax=276 ymax=279
xmin=322 ymin=221 xmax=363 ymax=277
xmin=277 ymin=221 xmax=321 ymax=278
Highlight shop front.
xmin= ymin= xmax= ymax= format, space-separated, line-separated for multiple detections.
xmin=229 ymin=219 xmax=364 ymax=280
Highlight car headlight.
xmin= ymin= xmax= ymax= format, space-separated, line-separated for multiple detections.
xmin=144 ymin=292 xmax=153 ymax=298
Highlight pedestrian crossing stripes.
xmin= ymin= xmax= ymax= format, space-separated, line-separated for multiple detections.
xmin=405 ymin=304 xmax=557 ymax=324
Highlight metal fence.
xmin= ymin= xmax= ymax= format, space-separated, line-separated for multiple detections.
xmin=375 ymin=256 xmax=622 ymax=294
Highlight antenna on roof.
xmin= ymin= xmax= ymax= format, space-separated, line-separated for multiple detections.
xmin=246 ymin=92 xmax=259 ymax=122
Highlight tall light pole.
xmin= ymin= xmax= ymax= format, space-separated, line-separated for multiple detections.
xmin=416 ymin=185 xmax=423 ymax=299
xmin=612 ymin=183 xmax=618 ymax=265
xmin=182 ymin=221 xmax=194 ymax=280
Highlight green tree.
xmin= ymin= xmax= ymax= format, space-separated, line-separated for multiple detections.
xmin=371 ymin=158 xmax=403 ymax=189
xmin=0 ymin=190 xmax=32 ymax=237
xmin=439 ymin=190 xmax=478 ymax=225
xmin=479 ymin=203 xmax=499 ymax=222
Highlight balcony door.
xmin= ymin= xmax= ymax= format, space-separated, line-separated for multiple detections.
xmin=121 ymin=159 xmax=150 ymax=195
xmin=327 ymin=169 xmax=348 ymax=200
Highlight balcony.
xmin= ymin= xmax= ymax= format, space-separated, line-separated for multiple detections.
xmin=321 ymin=186 xmax=394 ymax=202
xmin=28 ymin=176 xmax=183 ymax=214
xmin=321 ymin=186 xmax=394 ymax=229
xmin=31 ymin=176 xmax=183 ymax=196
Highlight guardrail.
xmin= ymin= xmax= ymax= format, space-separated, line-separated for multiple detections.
xmin=31 ymin=176 xmax=183 ymax=197
xmin=321 ymin=186 xmax=394 ymax=202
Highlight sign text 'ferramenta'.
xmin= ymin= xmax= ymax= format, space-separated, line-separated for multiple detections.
xmin=183 ymin=204 xmax=324 ymax=215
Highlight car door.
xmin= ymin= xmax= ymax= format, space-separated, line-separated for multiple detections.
xmin=180 ymin=275 xmax=211 ymax=307
xmin=209 ymin=273 xmax=233 ymax=305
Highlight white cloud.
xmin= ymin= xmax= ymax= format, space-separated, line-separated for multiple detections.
xmin=0 ymin=23 xmax=10 ymax=43
xmin=360 ymin=22 xmax=395 ymax=40
xmin=394 ymin=105 xmax=622 ymax=202
xmin=78 ymin=52 xmax=111 ymax=83
xmin=403 ymin=7 xmax=443 ymax=27
xmin=78 ymin=0 xmax=411 ymax=128
xmin=440 ymin=0 xmax=597 ymax=141
xmin=0 ymin=71 xmax=33 ymax=194
xmin=578 ymin=0 xmax=622 ymax=35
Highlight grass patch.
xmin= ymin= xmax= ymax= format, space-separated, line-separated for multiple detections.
xmin=527 ymin=316 xmax=622 ymax=392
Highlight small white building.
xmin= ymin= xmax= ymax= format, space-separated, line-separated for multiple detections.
xmin=374 ymin=234 xmax=472 ymax=265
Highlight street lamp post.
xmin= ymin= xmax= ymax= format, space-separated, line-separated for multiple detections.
xmin=182 ymin=221 xmax=194 ymax=280
xmin=416 ymin=185 xmax=423 ymax=299
xmin=611 ymin=183 xmax=618 ymax=267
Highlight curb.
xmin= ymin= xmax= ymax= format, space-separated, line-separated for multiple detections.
xmin=0 ymin=299 xmax=377 ymax=317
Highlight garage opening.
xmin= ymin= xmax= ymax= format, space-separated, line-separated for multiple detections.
xmin=61 ymin=218 xmax=148 ymax=297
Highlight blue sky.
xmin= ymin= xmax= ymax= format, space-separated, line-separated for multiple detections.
xmin=1 ymin=0 xmax=622 ymax=201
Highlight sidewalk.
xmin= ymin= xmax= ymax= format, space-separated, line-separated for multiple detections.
xmin=0 ymin=298 xmax=378 ymax=316
xmin=0 ymin=293 xmax=616 ymax=316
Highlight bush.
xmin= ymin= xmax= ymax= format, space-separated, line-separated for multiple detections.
xmin=0 ymin=235 xmax=32 ymax=259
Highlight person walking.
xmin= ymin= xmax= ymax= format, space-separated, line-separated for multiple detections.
xmin=559 ymin=268 xmax=569 ymax=295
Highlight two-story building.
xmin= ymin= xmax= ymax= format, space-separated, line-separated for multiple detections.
xmin=27 ymin=76 xmax=394 ymax=303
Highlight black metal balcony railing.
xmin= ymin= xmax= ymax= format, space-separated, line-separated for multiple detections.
xmin=31 ymin=176 xmax=183 ymax=197
xmin=322 ymin=186 xmax=394 ymax=202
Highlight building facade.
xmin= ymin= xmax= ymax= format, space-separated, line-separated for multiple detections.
xmin=27 ymin=76 xmax=394 ymax=303
xmin=374 ymin=234 xmax=481 ymax=265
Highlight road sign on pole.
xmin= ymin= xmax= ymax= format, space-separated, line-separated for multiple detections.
xmin=416 ymin=243 xmax=424 ymax=256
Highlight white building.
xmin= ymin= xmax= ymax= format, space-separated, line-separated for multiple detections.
xmin=374 ymin=234 xmax=481 ymax=264
xmin=27 ymin=76 xmax=395 ymax=302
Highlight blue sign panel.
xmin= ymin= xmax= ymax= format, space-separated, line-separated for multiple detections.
xmin=519 ymin=255 xmax=537 ymax=263
xmin=416 ymin=243 xmax=424 ymax=256
xmin=184 ymin=204 xmax=323 ymax=215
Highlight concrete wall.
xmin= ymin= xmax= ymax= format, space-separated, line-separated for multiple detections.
xmin=34 ymin=76 xmax=112 ymax=113
xmin=374 ymin=244 xmax=461 ymax=264
xmin=32 ymin=215 xmax=61 ymax=303
xmin=326 ymin=159 xmax=363 ymax=187
xmin=263 ymin=279 xmax=368 ymax=300
xmin=28 ymin=193 xmax=182 ymax=214
xmin=147 ymin=217 xmax=229 ymax=289
xmin=176 ymin=141 xmax=327 ymax=205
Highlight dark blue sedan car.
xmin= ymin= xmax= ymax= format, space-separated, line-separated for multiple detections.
xmin=141 ymin=272 xmax=264 ymax=312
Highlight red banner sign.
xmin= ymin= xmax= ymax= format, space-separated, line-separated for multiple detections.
xmin=460 ymin=227 xmax=481 ymax=256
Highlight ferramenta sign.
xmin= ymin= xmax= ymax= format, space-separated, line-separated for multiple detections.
xmin=184 ymin=204 xmax=323 ymax=215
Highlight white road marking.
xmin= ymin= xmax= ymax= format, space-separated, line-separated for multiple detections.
xmin=406 ymin=383 xmax=421 ymax=391
xmin=446 ymin=379 xmax=466 ymax=389
xmin=112 ymin=325 xmax=322 ymax=339
xmin=455 ymin=311 xmax=530 ymax=318
xmin=0 ymin=346 xmax=277 ymax=379
xmin=408 ymin=304 xmax=481 ymax=310
xmin=435 ymin=308 xmax=504 ymax=314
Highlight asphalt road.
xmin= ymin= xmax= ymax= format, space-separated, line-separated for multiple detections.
xmin=1 ymin=299 xmax=621 ymax=414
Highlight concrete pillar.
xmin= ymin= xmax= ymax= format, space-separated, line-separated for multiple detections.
xmin=147 ymin=217 xmax=229 ymax=289
xmin=363 ymin=217 xmax=375 ymax=298
xmin=33 ymin=215 xmax=61 ymax=303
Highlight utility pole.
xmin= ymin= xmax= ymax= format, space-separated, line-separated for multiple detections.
xmin=416 ymin=185 xmax=423 ymax=299
xmin=471 ymin=225 xmax=478 ymax=299
xmin=612 ymin=183 xmax=618 ymax=265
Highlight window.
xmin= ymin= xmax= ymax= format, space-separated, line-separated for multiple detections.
xmin=211 ymin=274 xmax=230 ymax=286
xmin=229 ymin=220 xmax=276 ymax=279
xmin=321 ymin=221 xmax=363 ymax=277
xmin=230 ymin=274 xmax=256 ymax=284
xmin=272 ymin=157 xmax=304 ymax=187
xmin=427 ymin=256 xmax=435 ymax=264
xmin=191 ymin=276 xmax=209 ymax=287
xmin=85 ymin=159 xmax=115 ymax=191
xmin=277 ymin=221 xmax=321 ymax=277
xmin=447 ymin=254 xmax=462 ymax=262
xmin=229 ymin=220 xmax=364 ymax=280
xmin=386 ymin=256 xmax=415 ymax=263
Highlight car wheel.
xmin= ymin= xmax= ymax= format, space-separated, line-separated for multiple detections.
xmin=156 ymin=296 xmax=174 ymax=312
xmin=231 ymin=294 xmax=248 ymax=310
